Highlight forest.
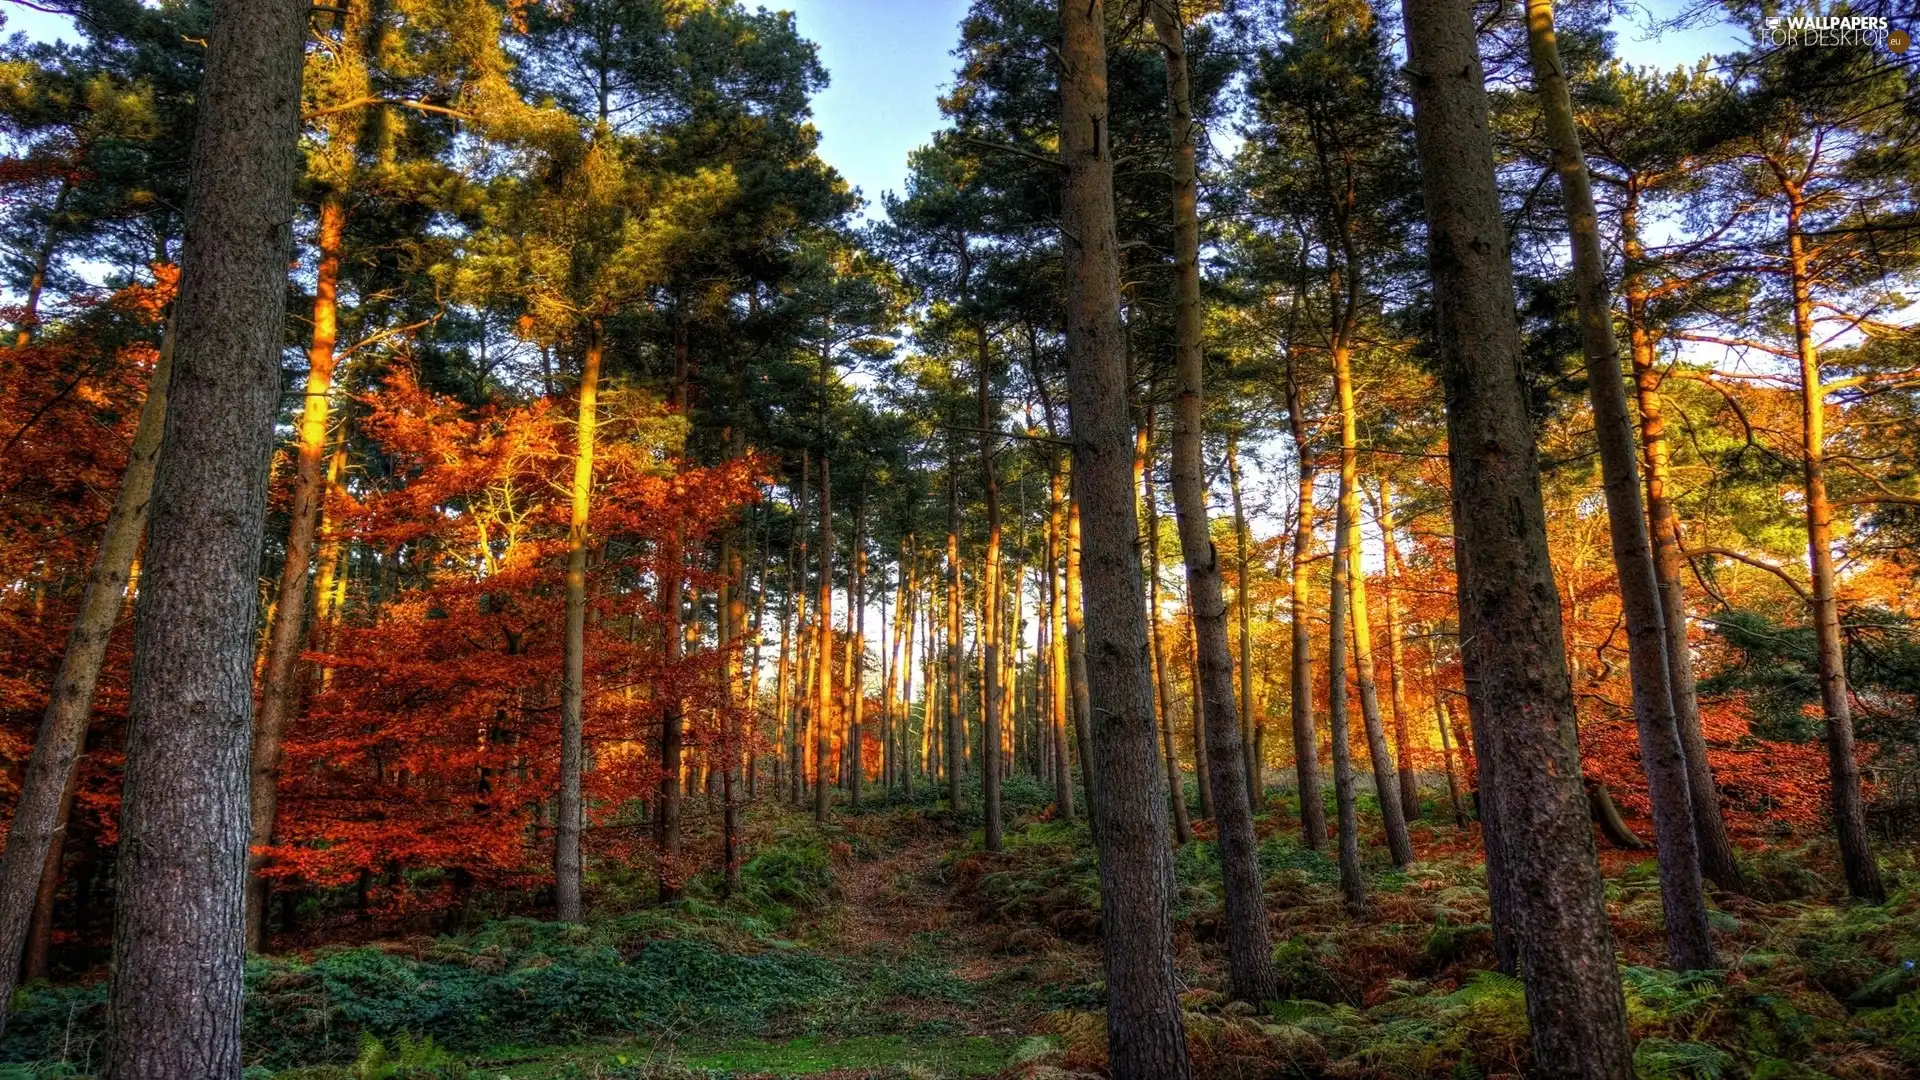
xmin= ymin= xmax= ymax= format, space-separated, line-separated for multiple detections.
xmin=0 ymin=0 xmax=1916 ymax=1077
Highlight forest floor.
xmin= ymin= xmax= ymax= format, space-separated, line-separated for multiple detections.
xmin=4 ymin=779 xmax=1919 ymax=1079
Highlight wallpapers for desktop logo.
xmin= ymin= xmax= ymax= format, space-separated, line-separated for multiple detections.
xmin=1763 ymin=15 xmax=1909 ymax=53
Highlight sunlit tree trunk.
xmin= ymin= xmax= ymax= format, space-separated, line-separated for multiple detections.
xmin=1048 ymin=467 xmax=1074 ymax=819
xmin=0 ymin=318 xmax=172 ymax=1035
xmin=1784 ymin=188 xmax=1884 ymax=903
xmin=789 ymin=458 xmax=810 ymax=805
xmin=1326 ymin=457 xmax=1369 ymax=913
xmin=1334 ymin=346 xmax=1413 ymax=867
xmin=1228 ymin=434 xmax=1259 ymax=806
xmin=1059 ymin=1 xmax=1192 ymax=1068
xmin=1140 ymin=411 xmax=1192 ymax=845
xmin=310 ymin=432 xmax=351 ymax=694
xmin=1525 ymin=0 xmax=1713 ymax=968
xmin=848 ymin=499 xmax=866 ymax=808
xmin=1423 ymin=632 xmax=1468 ymax=826
xmin=1402 ymin=0 xmax=1632 ymax=1066
xmin=814 ymin=450 xmax=835 ymax=823
xmin=556 ymin=318 xmax=601 ymax=923
xmin=249 ymin=191 xmax=349 ymax=948
xmin=105 ymin=0 xmax=305 ymax=1069
xmin=946 ymin=462 xmax=965 ymax=810
xmin=1284 ymin=359 xmax=1327 ymax=851
xmin=1376 ymin=480 xmax=1421 ymax=821
xmin=1067 ymin=487 xmax=1098 ymax=829
xmin=979 ymin=330 xmax=1004 ymax=848
xmin=1622 ymin=198 xmax=1743 ymax=893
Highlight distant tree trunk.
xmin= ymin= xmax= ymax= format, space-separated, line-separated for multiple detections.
xmin=1780 ymin=191 xmax=1884 ymax=903
xmin=310 ymin=432 xmax=351 ymax=695
xmin=979 ymin=330 xmax=1004 ymax=848
xmin=658 ymin=314 xmax=692 ymax=897
xmin=248 ymin=191 xmax=348 ymax=949
xmin=1059 ymin=1 xmax=1192 ymax=1070
xmin=1047 ymin=469 xmax=1075 ymax=819
xmin=1335 ymin=345 xmax=1414 ymax=867
xmin=1525 ymin=0 xmax=1714 ymax=969
xmin=849 ymin=499 xmax=866 ymax=808
xmin=1066 ymin=488 xmax=1099 ymax=829
xmin=1401 ymin=0 xmax=1633 ymax=1068
xmin=1623 ymin=201 xmax=1744 ymax=893
xmin=945 ymin=460 xmax=965 ymax=810
xmin=1377 ymin=482 xmax=1422 ymax=821
xmin=556 ymin=318 xmax=601 ymax=924
xmin=1150 ymin=0 xmax=1275 ymax=1003
xmin=1228 ymin=434 xmax=1259 ymax=807
xmin=815 ymin=451 xmax=835 ymax=824
xmin=789 ymin=458 xmax=810 ymax=806
xmin=14 ymin=176 xmax=72 ymax=347
xmin=0 ymin=320 xmax=172 ymax=1034
xmin=104 ymin=0 xmax=306 ymax=1072
xmin=1326 ymin=463 xmax=1370 ymax=914
xmin=1140 ymin=412 xmax=1193 ymax=845
xmin=1284 ymin=358 xmax=1327 ymax=851
xmin=1425 ymin=635 xmax=1468 ymax=827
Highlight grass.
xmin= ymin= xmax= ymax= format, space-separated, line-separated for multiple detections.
xmin=471 ymin=1035 xmax=1046 ymax=1078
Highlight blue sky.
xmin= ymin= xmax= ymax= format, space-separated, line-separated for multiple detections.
xmin=2 ymin=1 xmax=1749 ymax=214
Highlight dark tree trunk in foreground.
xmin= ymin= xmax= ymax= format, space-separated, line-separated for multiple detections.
xmin=1058 ymin=1 xmax=1191 ymax=1074
xmin=1400 ymin=0 xmax=1633 ymax=1071
xmin=1523 ymin=0 xmax=1713 ymax=970
xmin=0 ymin=326 xmax=171 ymax=1037
xmin=106 ymin=1 xmax=307 ymax=1074
xmin=1150 ymin=0 xmax=1276 ymax=1006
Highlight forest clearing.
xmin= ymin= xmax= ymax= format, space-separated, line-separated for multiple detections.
xmin=0 ymin=0 xmax=1917 ymax=1077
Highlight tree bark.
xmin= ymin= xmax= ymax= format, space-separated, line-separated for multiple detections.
xmin=1059 ymin=2 xmax=1192 ymax=1071
xmin=1334 ymin=346 xmax=1414 ymax=867
xmin=105 ymin=1 xmax=306 ymax=1072
xmin=1401 ymin=0 xmax=1633 ymax=1068
xmin=1067 ymin=486 xmax=1099 ymax=830
xmin=1141 ymin=412 xmax=1193 ymax=845
xmin=979 ymin=329 xmax=1004 ymax=848
xmin=1150 ymin=0 xmax=1276 ymax=1005
xmin=1228 ymin=434 xmax=1259 ymax=807
xmin=1048 ymin=469 xmax=1075 ymax=819
xmin=1424 ymin=632 xmax=1468 ymax=827
xmin=556 ymin=319 xmax=601 ymax=923
xmin=1326 ymin=460 xmax=1369 ymax=914
xmin=1621 ymin=202 xmax=1744 ymax=894
xmin=814 ymin=451 xmax=835 ymax=823
xmin=1524 ymin=0 xmax=1714 ymax=969
xmin=1377 ymin=481 xmax=1422 ymax=821
xmin=249 ymin=191 xmax=349 ymax=948
xmin=849 ymin=499 xmax=866 ymax=808
xmin=1284 ymin=358 xmax=1328 ymax=851
xmin=1785 ymin=190 xmax=1884 ymax=904
xmin=0 ymin=319 xmax=172 ymax=1035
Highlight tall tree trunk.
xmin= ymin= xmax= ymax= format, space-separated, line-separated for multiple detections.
xmin=1284 ymin=359 xmax=1328 ymax=850
xmin=1067 ymin=486 xmax=1099 ymax=829
xmin=556 ymin=319 xmax=602 ymax=924
xmin=1228 ymin=434 xmax=1259 ymax=807
xmin=1150 ymin=0 xmax=1275 ymax=1003
xmin=1048 ymin=467 xmax=1075 ymax=819
xmin=1326 ymin=460 xmax=1370 ymax=913
xmin=310 ymin=431 xmax=351 ymax=694
xmin=1141 ymin=412 xmax=1193 ymax=845
xmin=1059 ymin=2 xmax=1191 ymax=1070
xmin=1377 ymin=482 xmax=1421 ymax=820
xmin=0 ymin=319 xmax=172 ymax=1034
xmin=657 ymin=315 xmax=691 ymax=897
xmin=1525 ymin=0 xmax=1714 ymax=969
xmin=1622 ymin=202 xmax=1744 ymax=893
xmin=979 ymin=330 xmax=1004 ymax=849
xmin=790 ymin=458 xmax=810 ymax=806
xmin=1785 ymin=191 xmax=1884 ymax=904
xmin=1335 ymin=346 xmax=1414 ymax=866
xmin=849 ymin=500 xmax=866 ymax=808
xmin=814 ymin=452 xmax=835 ymax=823
xmin=1424 ymin=630 xmax=1468 ymax=827
xmin=1400 ymin=0 xmax=1632 ymax=1068
xmin=946 ymin=462 xmax=965 ymax=810
xmin=248 ymin=192 xmax=349 ymax=948
xmin=104 ymin=1 xmax=306 ymax=1071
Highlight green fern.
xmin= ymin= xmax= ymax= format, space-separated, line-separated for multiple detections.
xmin=1633 ymin=1037 xmax=1732 ymax=1078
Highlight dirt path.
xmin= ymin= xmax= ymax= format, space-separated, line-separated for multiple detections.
xmin=834 ymin=826 xmax=955 ymax=946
